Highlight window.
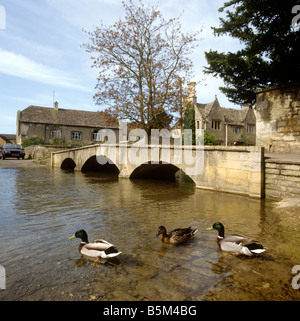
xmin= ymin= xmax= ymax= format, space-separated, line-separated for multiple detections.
xmin=212 ymin=120 xmax=221 ymax=130
xmin=247 ymin=124 xmax=255 ymax=133
xmin=92 ymin=130 xmax=102 ymax=142
xmin=71 ymin=131 xmax=82 ymax=141
xmin=232 ymin=127 xmax=240 ymax=134
xmin=50 ymin=127 xmax=61 ymax=139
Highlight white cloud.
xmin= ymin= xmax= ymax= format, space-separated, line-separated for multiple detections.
xmin=0 ymin=49 xmax=92 ymax=92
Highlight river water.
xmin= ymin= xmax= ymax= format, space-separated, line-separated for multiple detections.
xmin=0 ymin=165 xmax=299 ymax=301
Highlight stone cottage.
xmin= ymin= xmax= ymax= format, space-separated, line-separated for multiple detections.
xmin=16 ymin=102 xmax=119 ymax=146
xmin=185 ymin=82 xmax=256 ymax=146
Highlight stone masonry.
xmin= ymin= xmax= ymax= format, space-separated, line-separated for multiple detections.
xmin=265 ymin=159 xmax=300 ymax=198
xmin=255 ymin=83 xmax=300 ymax=153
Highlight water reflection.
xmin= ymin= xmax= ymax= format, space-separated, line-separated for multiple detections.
xmin=0 ymin=167 xmax=299 ymax=301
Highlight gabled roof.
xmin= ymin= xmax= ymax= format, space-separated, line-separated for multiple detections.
xmin=19 ymin=106 xmax=118 ymax=128
xmin=195 ymin=98 xmax=252 ymax=126
xmin=223 ymin=106 xmax=252 ymax=125
xmin=196 ymin=98 xmax=222 ymax=118
xmin=196 ymin=98 xmax=218 ymax=113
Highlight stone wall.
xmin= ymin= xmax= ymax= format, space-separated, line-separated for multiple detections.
xmin=25 ymin=145 xmax=73 ymax=166
xmin=255 ymin=83 xmax=300 ymax=153
xmin=265 ymin=159 xmax=300 ymax=198
xmin=195 ymin=146 xmax=264 ymax=199
xmin=18 ymin=122 xmax=119 ymax=146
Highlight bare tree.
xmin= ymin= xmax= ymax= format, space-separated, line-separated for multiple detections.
xmin=83 ymin=0 xmax=200 ymax=134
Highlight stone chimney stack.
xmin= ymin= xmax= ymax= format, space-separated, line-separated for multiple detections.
xmin=187 ymin=82 xmax=197 ymax=104
xmin=54 ymin=101 xmax=58 ymax=111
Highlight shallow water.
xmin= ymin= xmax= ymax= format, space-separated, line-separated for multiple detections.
xmin=0 ymin=166 xmax=299 ymax=301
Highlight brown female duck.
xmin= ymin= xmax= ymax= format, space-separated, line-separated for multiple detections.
xmin=154 ymin=225 xmax=198 ymax=244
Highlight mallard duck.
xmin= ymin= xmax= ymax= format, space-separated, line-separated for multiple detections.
xmin=154 ymin=225 xmax=198 ymax=244
xmin=207 ymin=222 xmax=266 ymax=256
xmin=68 ymin=229 xmax=121 ymax=263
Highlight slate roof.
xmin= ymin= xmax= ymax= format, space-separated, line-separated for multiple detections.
xmin=0 ymin=134 xmax=16 ymax=142
xmin=196 ymin=99 xmax=250 ymax=126
xmin=19 ymin=106 xmax=118 ymax=128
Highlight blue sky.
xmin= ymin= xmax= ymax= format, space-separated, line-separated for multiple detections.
xmin=0 ymin=0 xmax=242 ymax=134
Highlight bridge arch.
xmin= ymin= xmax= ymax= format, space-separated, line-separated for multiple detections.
xmin=61 ymin=158 xmax=76 ymax=171
xmin=129 ymin=161 xmax=195 ymax=184
xmin=81 ymin=155 xmax=120 ymax=173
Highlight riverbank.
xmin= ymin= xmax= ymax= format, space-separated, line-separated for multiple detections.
xmin=0 ymin=159 xmax=45 ymax=168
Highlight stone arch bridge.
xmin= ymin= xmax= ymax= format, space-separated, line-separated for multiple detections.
xmin=51 ymin=143 xmax=203 ymax=183
xmin=51 ymin=143 xmax=264 ymax=198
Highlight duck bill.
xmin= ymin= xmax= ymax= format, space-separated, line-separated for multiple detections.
xmin=206 ymin=226 xmax=213 ymax=231
xmin=68 ymin=234 xmax=76 ymax=240
xmin=154 ymin=232 xmax=160 ymax=239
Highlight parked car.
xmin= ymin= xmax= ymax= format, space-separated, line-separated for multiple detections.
xmin=1 ymin=144 xmax=25 ymax=160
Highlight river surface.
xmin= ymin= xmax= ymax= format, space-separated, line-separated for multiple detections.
xmin=0 ymin=165 xmax=299 ymax=301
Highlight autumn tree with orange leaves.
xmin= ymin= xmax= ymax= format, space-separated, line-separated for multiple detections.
xmin=83 ymin=0 xmax=200 ymax=134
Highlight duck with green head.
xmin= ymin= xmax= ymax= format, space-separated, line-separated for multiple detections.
xmin=207 ymin=222 xmax=266 ymax=256
xmin=68 ymin=229 xmax=121 ymax=264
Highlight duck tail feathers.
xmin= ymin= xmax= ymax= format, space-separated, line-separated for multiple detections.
xmin=250 ymin=248 xmax=266 ymax=254
xmin=106 ymin=251 xmax=122 ymax=258
xmin=105 ymin=246 xmax=121 ymax=257
xmin=192 ymin=228 xmax=198 ymax=235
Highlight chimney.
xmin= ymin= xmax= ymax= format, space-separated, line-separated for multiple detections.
xmin=54 ymin=101 xmax=58 ymax=111
xmin=187 ymin=82 xmax=197 ymax=104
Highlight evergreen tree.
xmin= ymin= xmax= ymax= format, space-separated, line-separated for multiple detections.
xmin=204 ymin=0 xmax=300 ymax=106
xmin=183 ymin=102 xmax=196 ymax=145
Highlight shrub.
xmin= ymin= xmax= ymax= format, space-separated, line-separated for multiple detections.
xmin=22 ymin=137 xmax=45 ymax=147
xmin=204 ymin=130 xmax=218 ymax=146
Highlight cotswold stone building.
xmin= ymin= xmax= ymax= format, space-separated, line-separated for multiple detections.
xmin=16 ymin=102 xmax=119 ymax=146
xmin=185 ymin=82 xmax=256 ymax=146
xmin=255 ymin=83 xmax=300 ymax=153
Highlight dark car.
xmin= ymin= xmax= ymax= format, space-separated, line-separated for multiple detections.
xmin=1 ymin=144 xmax=25 ymax=160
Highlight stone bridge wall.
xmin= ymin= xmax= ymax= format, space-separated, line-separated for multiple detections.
xmin=52 ymin=144 xmax=265 ymax=199
xmin=197 ymin=146 xmax=264 ymax=198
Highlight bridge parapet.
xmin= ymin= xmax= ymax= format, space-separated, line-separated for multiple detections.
xmin=51 ymin=144 xmax=264 ymax=198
